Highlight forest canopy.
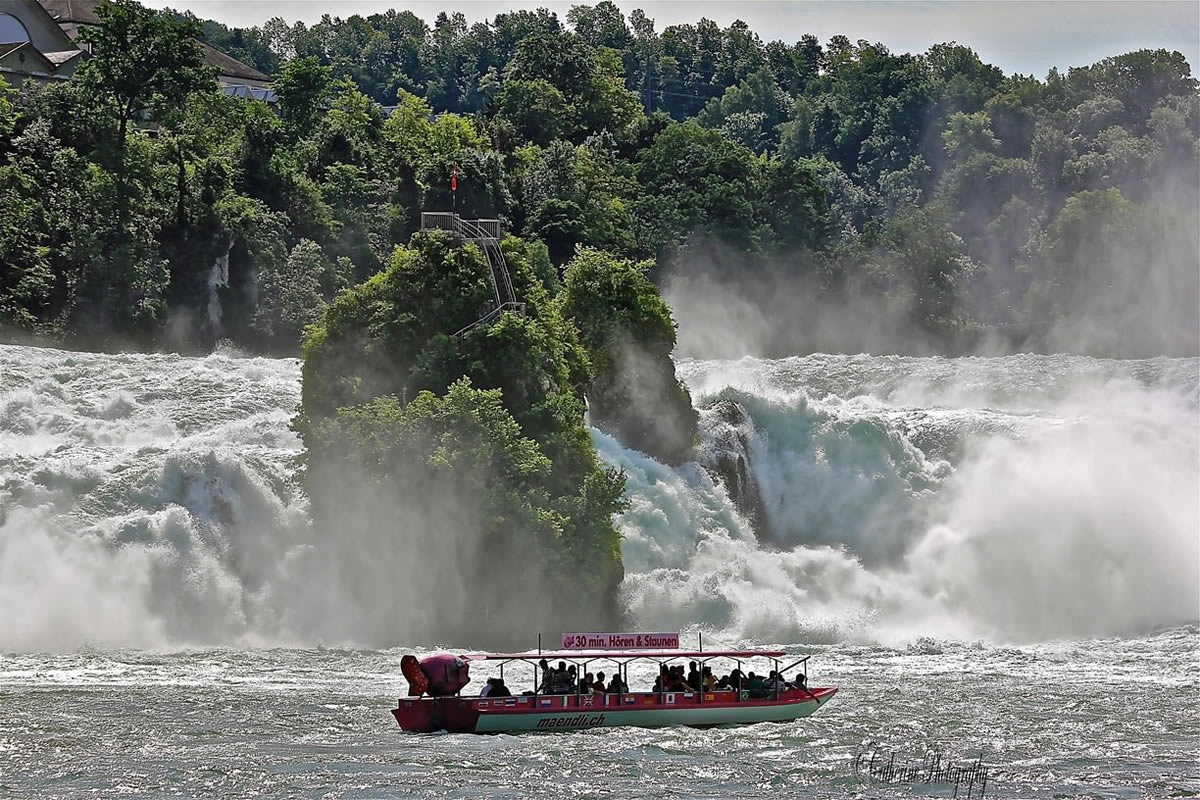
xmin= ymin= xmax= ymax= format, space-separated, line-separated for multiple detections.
xmin=0 ymin=0 xmax=1196 ymax=357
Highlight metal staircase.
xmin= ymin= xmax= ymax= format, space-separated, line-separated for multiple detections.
xmin=420 ymin=212 xmax=525 ymax=338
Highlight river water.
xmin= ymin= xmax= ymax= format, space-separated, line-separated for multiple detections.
xmin=1 ymin=343 xmax=1197 ymax=798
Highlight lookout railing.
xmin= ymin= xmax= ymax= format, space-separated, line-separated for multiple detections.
xmin=420 ymin=212 xmax=522 ymax=337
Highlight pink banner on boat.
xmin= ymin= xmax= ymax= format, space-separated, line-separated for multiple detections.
xmin=560 ymin=632 xmax=680 ymax=650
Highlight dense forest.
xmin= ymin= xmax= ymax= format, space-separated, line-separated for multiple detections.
xmin=1 ymin=0 xmax=1197 ymax=358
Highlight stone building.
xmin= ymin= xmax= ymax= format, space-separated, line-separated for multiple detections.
xmin=0 ymin=0 xmax=271 ymax=89
xmin=0 ymin=0 xmax=84 ymax=85
xmin=37 ymin=0 xmax=271 ymax=89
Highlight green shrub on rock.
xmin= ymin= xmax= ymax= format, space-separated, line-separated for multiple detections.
xmin=559 ymin=247 xmax=699 ymax=465
xmin=297 ymin=232 xmax=626 ymax=646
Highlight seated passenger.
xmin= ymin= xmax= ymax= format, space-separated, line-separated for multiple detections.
xmin=652 ymin=665 xmax=669 ymax=693
xmin=669 ymin=666 xmax=694 ymax=692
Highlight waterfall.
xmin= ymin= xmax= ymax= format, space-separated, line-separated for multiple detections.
xmin=1 ymin=344 xmax=1195 ymax=650
xmin=206 ymin=231 xmax=234 ymax=334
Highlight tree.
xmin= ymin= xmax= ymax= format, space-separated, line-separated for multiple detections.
xmin=252 ymin=238 xmax=328 ymax=345
xmin=273 ymin=56 xmax=334 ymax=138
xmin=696 ymin=67 xmax=788 ymax=149
xmin=78 ymin=0 xmax=215 ymax=162
xmin=302 ymin=377 xmax=623 ymax=645
xmin=634 ymin=121 xmax=759 ymax=253
xmin=559 ymin=247 xmax=698 ymax=464
xmin=870 ymin=206 xmax=975 ymax=331
xmin=495 ymin=79 xmax=570 ymax=145
xmin=568 ymin=2 xmax=631 ymax=50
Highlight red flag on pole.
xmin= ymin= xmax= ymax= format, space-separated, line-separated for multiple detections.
xmin=450 ymin=165 xmax=458 ymax=193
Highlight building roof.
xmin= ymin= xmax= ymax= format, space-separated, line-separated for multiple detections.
xmin=38 ymin=0 xmax=101 ymax=25
xmin=198 ymin=40 xmax=269 ymax=82
xmin=37 ymin=0 xmax=271 ymax=81
xmin=0 ymin=39 xmax=56 ymax=71
xmin=222 ymin=83 xmax=276 ymax=103
xmin=42 ymin=47 xmax=81 ymax=65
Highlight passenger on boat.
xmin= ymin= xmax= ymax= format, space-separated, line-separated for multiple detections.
xmin=550 ymin=662 xmax=573 ymax=694
xmin=480 ymin=677 xmax=512 ymax=697
xmin=651 ymin=665 xmax=668 ymax=693
xmin=669 ymin=666 xmax=694 ymax=692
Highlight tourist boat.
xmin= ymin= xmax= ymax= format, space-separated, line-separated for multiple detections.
xmin=391 ymin=632 xmax=837 ymax=734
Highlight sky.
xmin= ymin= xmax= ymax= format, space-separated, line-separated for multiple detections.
xmin=139 ymin=0 xmax=1200 ymax=78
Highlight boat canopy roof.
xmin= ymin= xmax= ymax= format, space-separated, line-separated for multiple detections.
xmin=464 ymin=649 xmax=789 ymax=662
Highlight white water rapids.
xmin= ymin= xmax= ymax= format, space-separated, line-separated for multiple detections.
xmin=1 ymin=343 xmax=1197 ymax=799
xmin=0 ymin=344 xmax=1196 ymax=651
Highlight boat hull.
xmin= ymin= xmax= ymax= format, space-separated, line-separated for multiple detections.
xmin=392 ymin=688 xmax=836 ymax=734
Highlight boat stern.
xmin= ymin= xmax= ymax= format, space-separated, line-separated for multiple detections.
xmin=392 ymin=697 xmax=481 ymax=733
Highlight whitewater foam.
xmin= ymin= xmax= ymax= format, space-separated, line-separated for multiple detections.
xmin=612 ymin=354 xmax=1200 ymax=645
xmin=0 ymin=344 xmax=1196 ymax=651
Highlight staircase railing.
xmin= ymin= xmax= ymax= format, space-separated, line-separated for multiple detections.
xmin=420 ymin=212 xmax=525 ymax=338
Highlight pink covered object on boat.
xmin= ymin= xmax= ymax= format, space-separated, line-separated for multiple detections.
xmin=418 ymin=653 xmax=470 ymax=696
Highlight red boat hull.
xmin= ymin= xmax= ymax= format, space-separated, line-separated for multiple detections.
xmin=392 ymin=687 xmax=837 ymax=734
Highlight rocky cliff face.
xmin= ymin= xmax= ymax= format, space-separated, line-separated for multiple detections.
xmin=695 ymin=399 xmax=766 ymax=539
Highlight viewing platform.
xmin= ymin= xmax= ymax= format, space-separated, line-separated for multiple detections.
xmin=420 ymin=212 xmax=502 ymax=240
xmin=419 ymin=212 xmax=524 ymax=337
